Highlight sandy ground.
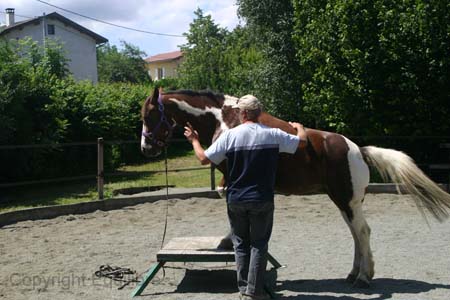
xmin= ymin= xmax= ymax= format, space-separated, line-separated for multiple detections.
xmin=1 ymin=193 xmax=449 ymax=300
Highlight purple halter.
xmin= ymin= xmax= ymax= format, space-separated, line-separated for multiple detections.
xmin=142 ymin=93 xmax=173 ymax=147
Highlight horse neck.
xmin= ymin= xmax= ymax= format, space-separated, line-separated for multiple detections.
xmin=164 ymin=95 xmax=223 ymax=144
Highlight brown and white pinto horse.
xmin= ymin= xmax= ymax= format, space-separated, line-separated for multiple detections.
xmin=141 ymin=87 xmax=450 ymax=288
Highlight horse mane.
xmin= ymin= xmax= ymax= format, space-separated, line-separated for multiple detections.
xmin=163 ymin=89 xmax=224 ymax=106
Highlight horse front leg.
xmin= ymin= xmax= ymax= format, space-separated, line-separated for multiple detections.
xmin=214 ymin=161 xmax=231 ymax=249
xmin=215 ymin=161 xmax=227 ymax=197
xmin=217 ymin=231 xmax=233 ymax=250
xmin=217 ymin=176 xmax=226 ymax=196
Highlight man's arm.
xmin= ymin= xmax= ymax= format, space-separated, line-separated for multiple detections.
xmin=184 ymin=123 xmax=211 ymax=165
xmin=289 ymin=122 xmax=308 ymax=149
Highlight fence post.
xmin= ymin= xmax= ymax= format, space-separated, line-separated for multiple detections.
xmin=210 ymin=164 xmax=216 ymax=190
xmin=97 ymin=137 xmax=104 ymax=199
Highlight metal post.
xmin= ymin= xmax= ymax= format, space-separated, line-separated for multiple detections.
xmin=210 ymin=164 xmax=216 ymax=190
xmin=97 ymin=137 xmax=104 ymax=200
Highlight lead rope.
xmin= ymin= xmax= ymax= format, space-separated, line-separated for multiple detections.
xmin=115 ymin=150 xmax=171 ymax=290
xmin=133 ymin=147 xmax=170 ymax=287
xmin=161 ymin=146 xmax=169 ymax=248
xmin=157 ymin=146 xmax=170 ymax=280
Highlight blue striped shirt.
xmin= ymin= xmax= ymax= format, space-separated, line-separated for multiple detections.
xmin=205 ymin=123 xmax=300 ymax=203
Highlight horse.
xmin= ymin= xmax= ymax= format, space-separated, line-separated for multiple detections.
xmin=140 ymin=87 xmax=450 ymax=288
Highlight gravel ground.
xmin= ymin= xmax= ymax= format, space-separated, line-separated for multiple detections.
xmin=1 ymin=193 xmax=449 ymax=300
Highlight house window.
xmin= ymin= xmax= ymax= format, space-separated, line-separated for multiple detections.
xmin=47 ymin=24 xmax=55 ymax=35
xmin=157 ymin=68 xmax=164 ymax=79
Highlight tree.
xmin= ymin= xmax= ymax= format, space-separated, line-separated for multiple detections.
xmin=97 ymin=41 xmax=150 ymax=84
xmin=0 ymin=37 xmax=150 ymax=182
xmin=0 ymin=38 xmax=71 ymax=182
xmin=293 ymin=0 xmax=450 ymax=135
xmin=219 ymin=25 xmax=263 ymax=96
xmin=0 ymin=38 xmax=69 ymax=145
xmin=178 ymin=8 xmax=228 ymax=91
xmin=237 ymin=0 xmax=303 ymax=121
xmin=178 ymin=8 xmax=263 ymax=97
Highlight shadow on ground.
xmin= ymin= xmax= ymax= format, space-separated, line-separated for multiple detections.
xmin=140 ymin=268 xmax=237 ymax=296
xmin=176 ymin=269 xmax=237 ymax=293
xmin=276 ymin=277 xmax=450 ymax=299
xmin=141 ymin=267 xmax=450 ymax=300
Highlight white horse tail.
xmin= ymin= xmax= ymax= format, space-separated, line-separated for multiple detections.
xmin=360 ymin=146 xmax=450 ymax=222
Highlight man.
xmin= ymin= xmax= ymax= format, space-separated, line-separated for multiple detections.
xmin=184 ymin=95 xmax=307 ymax=300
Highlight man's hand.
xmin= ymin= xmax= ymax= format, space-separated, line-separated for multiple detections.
xmin=288 ymin=122 xmax=304 ymax=132
xmin=184 ymin=122 xmax=199 ymax=143
xmin=184 ymin=122 xmax=211 ymax=165
xmin=289 ymin=122 xmax=308 ymax=149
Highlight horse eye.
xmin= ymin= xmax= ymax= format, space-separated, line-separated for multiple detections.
xmin=157 ymin=141 xmax=164 ymax=147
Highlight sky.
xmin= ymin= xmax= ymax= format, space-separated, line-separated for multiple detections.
xmin=0 ymin=0 xmax=240 ymax=58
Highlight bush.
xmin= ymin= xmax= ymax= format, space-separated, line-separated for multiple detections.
xmin=0 ymin=38 xmax=153 ymax=183
xmin=293 ymin=0 xmax=450 ymax=136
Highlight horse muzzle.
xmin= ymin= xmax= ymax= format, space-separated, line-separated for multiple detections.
xmin=141 ymin=145 xmax=162 ymax=158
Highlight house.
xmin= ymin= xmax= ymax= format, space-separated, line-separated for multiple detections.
xmin=0 ymin=8 xmax=108 ymax=83
xmin=145 ymin=50 xmax=183 ymax=81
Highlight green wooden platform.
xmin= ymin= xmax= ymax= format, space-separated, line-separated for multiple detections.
xmin=131 ymin=236 xmax=282 ymax=298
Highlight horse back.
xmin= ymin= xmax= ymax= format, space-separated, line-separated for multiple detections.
xmin=275 ymin=129 xmax=335 ymax=194
xmin=258 ymin=112 xmax=335 ymax=194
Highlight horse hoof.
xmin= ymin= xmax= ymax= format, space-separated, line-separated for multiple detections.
xmin=217 ymin=187 xmax=226 ymax=198
xmin=346 ymin=274 xmax=357 ymax=283
xmin=217 ymin=237 xmax=233 ymax=250
xmin=353 ymin=278 xmax=370 ymax=289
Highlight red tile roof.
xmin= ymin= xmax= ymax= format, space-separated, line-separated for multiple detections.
xmin=145 ymin=50 xmax=183 ymax=63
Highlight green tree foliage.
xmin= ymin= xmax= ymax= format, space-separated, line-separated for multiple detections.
xmin=178 ymin=8 xmax=228 ymax=90
xmin=0 ymin=38 xmax=69 ymax=146
xmin=293 ymin=0 xmax=450 ymax=135
xmin=97 ymin=41 xmax=150 ymax=84
xmin=0 ymin=38 xmax=151 ymax=182
xmin=220 ymin=26 xmax=263 ymax=96
xmin=237 ymin=0 xmax=302 ymax=121
xmin=178 ymin=8 xmax=263 ymax=96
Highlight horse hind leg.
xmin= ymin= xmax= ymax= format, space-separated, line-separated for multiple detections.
xmin=325 ymin=135 xmax=373 ymax=287
xmin=339 ymin=210 xmax=361 ymax=283
xmin=330 ymin=189 xmax=374 ymax=288
xmin=345 ymin=139 xmax=374 ymax=286
xmin=340 ymin=201 xmax=375 ymax=287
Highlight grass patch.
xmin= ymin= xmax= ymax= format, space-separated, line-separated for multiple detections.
xmin=0 ymin=150 xmax=222 ymax=213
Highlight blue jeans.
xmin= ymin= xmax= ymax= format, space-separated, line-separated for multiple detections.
xmin=227 ymin=201 xmax=274 ymax=296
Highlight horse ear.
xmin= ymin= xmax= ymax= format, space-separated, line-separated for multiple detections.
xmin=151 ymin=87 xmax=159 ymax=105
xmin=142 ymin=87 xmax=158 ymax=119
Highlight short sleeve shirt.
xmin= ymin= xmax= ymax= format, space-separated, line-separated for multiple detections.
xmin=204 ymin=123 xmax=300 ymax=203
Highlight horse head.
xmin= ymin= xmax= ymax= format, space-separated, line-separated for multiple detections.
xmin=141 ymin=87 xmax=175 ymax=157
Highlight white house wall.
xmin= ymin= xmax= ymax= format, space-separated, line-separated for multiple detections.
xmin=48 ymin=19 xmax=99 ymax=83
xmin=3 ymin=18 xmax=100 ymax=83
xmin=3 ymin=21 xmax=44 ymax=43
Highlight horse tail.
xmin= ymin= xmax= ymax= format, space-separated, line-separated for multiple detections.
xmin=360 ymin=146 xmax=450 ymax=222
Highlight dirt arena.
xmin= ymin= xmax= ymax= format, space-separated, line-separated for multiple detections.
xmin=1 ymin=193 xmax=449 ymax=300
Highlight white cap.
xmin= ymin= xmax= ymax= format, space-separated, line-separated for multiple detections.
xmin=232 ymin=95 xmax=262 ymax=111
